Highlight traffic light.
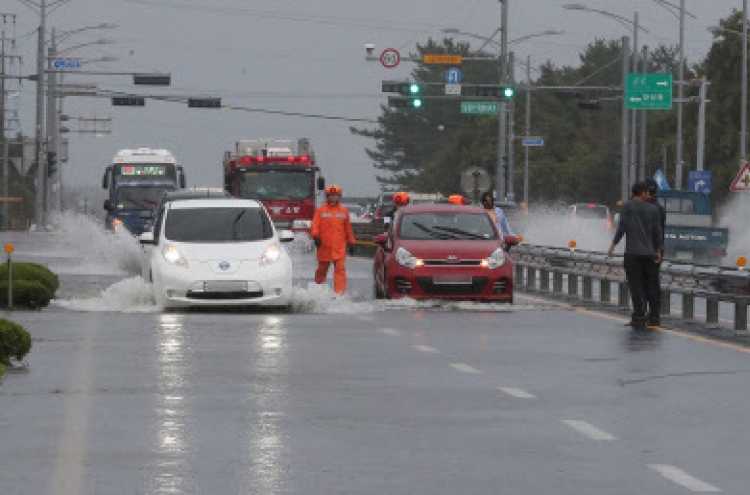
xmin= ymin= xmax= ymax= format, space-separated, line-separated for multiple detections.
xmin=112 ymin=97 xmax=146 ymax=106
xmin=47 ymin=151 xmax=57 ymax=177
xmin=187 ymin=98 xmax=222 ymax=108
xmin=388 ymin=96 xmax=423 ymax=109
xmin=133 ymin=73 xmax=171 ymax=86
xmin=382 ymin=81 xmax=422 ymax=96
xmin=461 ymin=84 xmax=515 ymax=99
xmin=577 ymin=99 xmax=601 ymax=110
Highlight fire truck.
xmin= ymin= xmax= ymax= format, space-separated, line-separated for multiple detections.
xmin=222 ymin=139 xmax=325 ymax=236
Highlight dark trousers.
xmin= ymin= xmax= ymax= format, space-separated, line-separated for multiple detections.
xmin=644 ymin=261 xmax=661 ymax=318
xmin=624 ymin=254 xmax=660 ymax=319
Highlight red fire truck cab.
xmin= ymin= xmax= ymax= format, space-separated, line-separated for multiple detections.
xmin=223 ymin=139 xmax=325 ymax=236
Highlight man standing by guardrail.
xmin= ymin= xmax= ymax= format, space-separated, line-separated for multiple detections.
xmin=608 ymin=182 xmax=663 ymax=328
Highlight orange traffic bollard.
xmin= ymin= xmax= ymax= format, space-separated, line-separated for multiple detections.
xmin=4 ymin=244 xmax=12 ymax=254
xmin=569 ymin=240 xmax=577 ymax=251
xmin=738 ymin=256 xmax=747 ymax=271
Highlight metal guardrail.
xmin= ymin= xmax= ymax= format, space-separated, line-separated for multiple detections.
xmin=512 ymin=244 xmax=750 ymax=334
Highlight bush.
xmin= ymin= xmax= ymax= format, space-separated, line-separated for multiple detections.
xmin=0 ymin=262 xmax=59 ymax=295
xmin=0 ymin=318 xmax=32 ymax=365
xmin=0 ymin=280 xmax=52 ymax=309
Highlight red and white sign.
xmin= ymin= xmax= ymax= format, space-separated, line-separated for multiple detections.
xmin=730 ymin=162 xmax=750 ymax=191
xmin=380 ymin=48 xmax=400 ymax=69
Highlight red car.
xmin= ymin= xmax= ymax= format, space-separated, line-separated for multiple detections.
xmin=373 ymin=204 xmax=518 ymax=303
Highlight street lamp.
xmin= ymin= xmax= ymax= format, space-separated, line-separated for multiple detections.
xmin=54 ymin=23 xmax=119 ymax=44
xmin=441 ymin=26 xmax=564 ymax=201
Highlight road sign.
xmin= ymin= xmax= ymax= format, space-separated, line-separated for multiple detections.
xmin=424 ymin=54 xmax=462 ymax=65
xmin=688 ymin=170 xmax=712 ymax=193
xmin=460 ymin=167 xmax=492 ymax=197
xmin=52 ymin=59 xmax=82 ymax=69
xmin=461 ymin=101 xmax=499 ymax=115
xmin=626 ymin=73 xmax=673 ymax=110
xmin=445 ymin=83 xmax=461 ymax=95
xmin=446 ymin=68 xmax=462 ymax=84
xmin=522 ymin=138 xmax=544 ymax=147
xmin=730 ymin=162 xmax=750 ymax=191
xmin=653 ymin=170 xmax=670 ymax=190
xmin=380 ymin=48 xmax=400 ymax=69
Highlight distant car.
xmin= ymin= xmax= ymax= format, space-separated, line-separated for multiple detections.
xmin=139 ymin=198 xmax=294 ymax=309
xmin=373 ymin=204 xmax=518 ymax=302
xmin=569 ymin=203 xmax=613 ymax=233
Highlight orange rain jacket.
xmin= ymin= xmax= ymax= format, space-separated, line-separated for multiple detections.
xmin=311 ymin=203 xmax=356 ymax=261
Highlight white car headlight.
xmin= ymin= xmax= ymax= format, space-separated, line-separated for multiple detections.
xmin=261 ymin=244 xmax=282 ymax=266
xmin=487 ymin=247 xmax=506 ymax=269
xmin=292 ymin=219 xmax=312 ymax=229
xmin=162 ymin=245 xmax=187 ymax=267
xmin=396 ymin=247 xmax=423 ymax=269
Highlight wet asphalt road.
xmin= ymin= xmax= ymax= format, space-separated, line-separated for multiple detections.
xmin=2 ymin=231 xmax=750 ymax=494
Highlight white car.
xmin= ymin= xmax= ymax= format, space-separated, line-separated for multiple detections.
xmin=139 ymin=198 xmax=294 ymax=309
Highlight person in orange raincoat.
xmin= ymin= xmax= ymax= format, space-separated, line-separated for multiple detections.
xmin=311 ymin=185 xmax=356 ymax=294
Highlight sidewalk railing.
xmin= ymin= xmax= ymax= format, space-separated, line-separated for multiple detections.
xmin=512 ymin=244 xmax=750 ymax=334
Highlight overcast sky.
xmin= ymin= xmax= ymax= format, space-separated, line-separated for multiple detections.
xmin=5 ymin=0 xmax=742 ymax=197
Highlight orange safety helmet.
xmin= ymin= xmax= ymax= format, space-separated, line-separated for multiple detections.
xmin=447 ymin=194 xmax=465 ymax=205
xmin=325 ymin=184 xmax=342 ymax=196
xmin=393 ymin=191 xmax=410 ymax=205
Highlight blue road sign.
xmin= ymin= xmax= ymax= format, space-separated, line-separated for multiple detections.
xmin=446 ymin=68 xmax=462 ymax=84
xmin=522 ymin=138 xmax=544 ymax=146
xmin=52 ymin=59 xmax=83 ymax=69
xmin=653 ymin=170 xmax=670 ymax=190
xmin=689 ymin=170 xmax=711 ymax=193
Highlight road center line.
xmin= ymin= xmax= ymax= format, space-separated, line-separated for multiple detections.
xmin=562 ymin=420 xmax=616 ymax=441
xmin=648 ymin=464 xmax=721 ymax=492
xmin=380 ymin=328 xmax=401 ymax=337
xmin=413 ymin=344 xmax=440 ymax=353
xmin=497 ymin=387 xmax=535 ymax=398
xmin=450 ymin=363 xmax=481 ymax=374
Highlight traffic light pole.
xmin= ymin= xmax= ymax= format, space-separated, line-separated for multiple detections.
xmin=497 ymin=0 xmax=509 ymax=201
xmin=507 ymin=51 xmax=515 ymax=201
xmin=46 ymin=29 xmax=59 ymax=212
xmin=34 ymin=0 xmax=47 ymax=229
xmin=621 ymin=36 xmax=630 ymax=204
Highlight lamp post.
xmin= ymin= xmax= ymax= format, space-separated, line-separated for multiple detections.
xmin=564 ymin=4 xmax=649 ymax=202
xmin=441 ymin=25 xmax=564 ymax=201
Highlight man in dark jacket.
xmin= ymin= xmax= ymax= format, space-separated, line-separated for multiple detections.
xmin=608 ymin=182 xmax=663 ymax=328
xmin=643 ymin=178 xmax=667 ymax=326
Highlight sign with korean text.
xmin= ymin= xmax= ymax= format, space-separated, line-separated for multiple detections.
xmin=424 ymin=54 xmax=462 ymax=65
xmin=626 ymin=73 xmax=673 ymax=110
xmin=461 ymin=101 xmax=499 ymax=114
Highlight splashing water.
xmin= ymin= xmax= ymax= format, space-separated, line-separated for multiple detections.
xmin=719 ymin=195 xmax=750 ymax=263
xmin=520 ymin=205 xmax=613 ymax=252
xmin=53 ymin=276 xmax=159 ymax=313
xmin=48 ymin=211 xmax=143 ymax=275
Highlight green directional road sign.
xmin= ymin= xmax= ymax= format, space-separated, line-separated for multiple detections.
xmin=461 ymin=101 xmax=499 ymax=114
xmin=626 ymin=73 xmax=673 ymax=110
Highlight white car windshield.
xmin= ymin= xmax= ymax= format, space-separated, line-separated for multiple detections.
xmin=165 ymin=207 xmax=273 ymax=242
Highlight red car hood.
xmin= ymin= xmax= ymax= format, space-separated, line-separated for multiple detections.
xmin=397 ymin=239 xmax=503 ymax=260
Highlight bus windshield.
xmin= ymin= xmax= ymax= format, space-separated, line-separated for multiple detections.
xmin=238 ymin=170 xmax=313 ymax=201
xmin=114 ymin=186 xmax=173 ymax=210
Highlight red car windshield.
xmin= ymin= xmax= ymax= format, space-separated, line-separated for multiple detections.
xmin=398 ymin=212 xmax=498 ymax=241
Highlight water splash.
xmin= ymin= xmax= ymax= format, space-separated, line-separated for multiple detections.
xmin=53 ymin=276 xmax=159 ymax=313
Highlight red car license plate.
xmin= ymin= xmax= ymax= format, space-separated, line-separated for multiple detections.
xmin=433 ymin=274 xmax=473 ymax=285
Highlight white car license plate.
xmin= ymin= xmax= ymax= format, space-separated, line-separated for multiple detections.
xmin=205 ymin=281 xmax=247 ymax=292
xmin=433 ymin=274 xmax=473 ymax=285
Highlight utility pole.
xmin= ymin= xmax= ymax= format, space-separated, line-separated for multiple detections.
xmin=639 ymin=45 xmax=648 ymax=181
xmin=507 ymin=50 xmax=515 ymax=201
xmin=524 ymin=55 xmax=531 ymax=206
xmin=696 ymin=76 xmax=707 ymax=171
xmin=741 ymin=0 xmax=748 ymax=164
xmin=34 ymin=0 xmax=47 ymax=228
xmin=46 ymin=28 xmax=57 ymax=213
xmin=621 ymin=36 xmax=630 ymax=204
xmin=675 ymin=0 xmax=686 ymax=189
xmin=629 ymin=12 xmax=639 ymax=191
xmin=497 ymin=0 xmax=508 ymax=201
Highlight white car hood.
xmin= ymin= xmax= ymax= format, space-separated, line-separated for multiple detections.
xmin=165 ymin=239 xmax=277 ymax=274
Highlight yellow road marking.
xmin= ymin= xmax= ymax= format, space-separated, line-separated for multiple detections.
xmin=516 ymin=293 xmax=750 ymax=356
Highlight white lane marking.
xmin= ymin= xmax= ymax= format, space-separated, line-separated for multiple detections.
xmin=450 ymin=363 xmax=481 ymax=374
xmin=413 ymin=344 xmax=440 ymax=353
xmin=498 ymin=387 xmax=535 ymax=399
xmin=380 ymin=328 xmax=401 ymax=337
xmin=648 ymin=465 xmax=721 ymax=492
xmin=562 ymin=420 xmax=616 ymax=441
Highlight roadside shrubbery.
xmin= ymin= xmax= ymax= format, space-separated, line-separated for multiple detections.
xmin=0 ymin=318 xmax=32 ymax=374
xmin=0 ymin=262 xmax=58 ymax=309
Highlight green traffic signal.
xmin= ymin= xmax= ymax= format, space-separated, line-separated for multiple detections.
xmin=412 ymin=98 xmax=423 ymax=108
xmin=408 ymin=83 xmax=421 ymax=95
xmin=503 ymin=87 xmax=515 ymax=99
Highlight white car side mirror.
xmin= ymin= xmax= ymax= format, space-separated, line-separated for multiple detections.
xmin=279 ymin=230 xmax=295 ymax=243
xmin=139 ymin=232 xmax=156 ymax=245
